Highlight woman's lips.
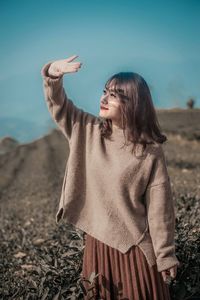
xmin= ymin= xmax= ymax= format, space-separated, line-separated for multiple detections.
xmin=100 ymin=106 xmax=109 ymax=110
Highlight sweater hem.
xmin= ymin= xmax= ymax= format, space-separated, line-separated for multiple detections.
xmin=56 ymin=211 xmax=157 ymax=269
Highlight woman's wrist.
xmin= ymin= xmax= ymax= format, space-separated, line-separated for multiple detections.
xmin=47 ymin=64 xmax=62 ymax=79
xmin=47 ymin=70 xmax=61 ymax=79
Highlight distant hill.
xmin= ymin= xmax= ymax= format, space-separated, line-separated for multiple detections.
xmin=0 ymin=116 xmax=55 ymax=144
xmin=0 ymin=136 xmax=19 ymax=155
xmin=0 ymin=108 xmax=200 ymax=146
xmin=156 ymin=108 xmax=200 ymax=140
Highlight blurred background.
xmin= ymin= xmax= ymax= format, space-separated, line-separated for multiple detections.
xmin=0 ymin=0 xmax=200 ymax=143
xmin=0 ymin=1 xmax=200 ymax=299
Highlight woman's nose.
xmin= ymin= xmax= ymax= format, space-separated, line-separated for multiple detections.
xmin=102 ymin=96 xmax=108 ymax=104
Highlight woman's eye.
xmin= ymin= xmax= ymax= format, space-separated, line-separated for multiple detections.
xmin=111 ymin=93 xmax=116 ymax=97
xmin=103 ymin=89 xmax=116 ymax=97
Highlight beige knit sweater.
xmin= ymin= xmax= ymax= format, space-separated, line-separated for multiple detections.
xmin=41 ymin=61 xmax=180 ymax=272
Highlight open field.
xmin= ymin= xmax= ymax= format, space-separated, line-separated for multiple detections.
xmin=0 ymin=108 xmax=200 ymax=299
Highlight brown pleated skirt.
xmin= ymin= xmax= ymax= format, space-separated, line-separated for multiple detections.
xmin=80 ymin=233 xmax=171 ymax=300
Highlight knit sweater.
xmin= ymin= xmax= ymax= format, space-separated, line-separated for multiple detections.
xmin=41 ymin=61 xmax=180 ymax=272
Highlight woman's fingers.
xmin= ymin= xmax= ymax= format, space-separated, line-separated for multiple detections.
xmin=48 ymin=55 xmax=82 ymax=76
xmin=66 ymin=55 xmax=79 ymax=62
xmin=69 ymin=62 xmax=82 ymax=67
xmin=170 ymin=267 xmax=177 ymax=279
xmin=64 ymin=61 xmax=82 ymax=72
xmin=161 ymin=266 xmax=177 ymax=284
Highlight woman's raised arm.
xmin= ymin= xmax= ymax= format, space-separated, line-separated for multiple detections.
xmin=41 ymin=55 xmax=97 ymax=141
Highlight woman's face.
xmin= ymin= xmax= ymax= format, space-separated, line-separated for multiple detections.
xmin=99 ymin=85 xmax=123 ymax=127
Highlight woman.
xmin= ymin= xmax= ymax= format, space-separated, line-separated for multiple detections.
xmin=41 ymin=55 xmax=180 ymax=300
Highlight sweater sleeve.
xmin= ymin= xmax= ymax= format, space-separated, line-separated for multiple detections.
xmin=145 ymin=145 xmax=181 ymax=272
xmin=41 ymin=61 xmax=98 ymax=141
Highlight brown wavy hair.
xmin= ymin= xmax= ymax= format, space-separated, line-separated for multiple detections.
xmin=98 ymin=71 xmax=167 ymax=155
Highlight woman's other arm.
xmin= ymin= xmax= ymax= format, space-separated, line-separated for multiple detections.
xmin=145 ymin=145 xmax=181 ymax=274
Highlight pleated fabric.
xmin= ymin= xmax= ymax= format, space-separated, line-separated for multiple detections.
xmin=80 ymin=233 xmax=171 ymax=300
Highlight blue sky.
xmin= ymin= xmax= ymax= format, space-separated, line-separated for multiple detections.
xmin=0 ymin=0 xmax=200 ymax=143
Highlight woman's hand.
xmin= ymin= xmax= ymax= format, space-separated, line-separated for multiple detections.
xmin=48 ymin=55 xmax=82 ymax=78
xmin=161 ymin=265 xmax=178 ymax=284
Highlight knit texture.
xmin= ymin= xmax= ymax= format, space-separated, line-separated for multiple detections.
xmin=41 ymin=61 xmax=180 ymax=272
